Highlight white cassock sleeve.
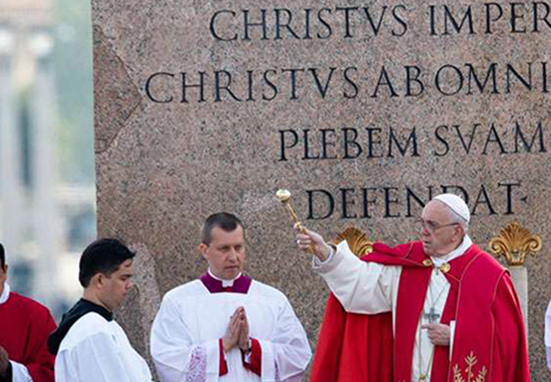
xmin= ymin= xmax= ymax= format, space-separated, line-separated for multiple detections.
xmin=258 ymin=299 xmax=311 ymax=382
xmin=11 ymin=361 xmax=32 ymax=382
xmin=151 ymin=297 xmax=219 ymax=382
xmin=56 ymin=332 xmax=137 ymax=382
xmin=545 ymin=298 xmax=551 ymax=371
xmin=313 ymin=240 xmax=395 ymax=314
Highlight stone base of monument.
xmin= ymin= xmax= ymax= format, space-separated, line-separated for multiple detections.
xmin=92 ymin=2 xmax=551 ymax=379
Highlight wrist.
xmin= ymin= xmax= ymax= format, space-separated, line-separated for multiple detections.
xmin=222 ymin=339 xmax=233 ymax=353
xmin=317 ymin=243 xmax=333 ymax=262
xmin=240 ymin=338 xmax=252 ymax=353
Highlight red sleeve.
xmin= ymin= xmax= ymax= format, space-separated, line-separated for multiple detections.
xmin=490 ymin=274 xmax=530 ymax=382
xmin=24 ymin=305 xmax=56 ymax=382
xmin=241 ymin=339 xmax=261 ymax=376
xmin=218 ymin=339 xmax=228 ymax=376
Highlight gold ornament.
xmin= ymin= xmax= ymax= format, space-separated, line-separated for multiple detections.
xmin=489 ymin=222 xmax=542 ymax=266
xmin=276 ymin=189 xmax=313 ymax=253
xmin=331 ymin=227 xmax=373 ymax=257
xmin=453 ymin=352 xmax=487 ymax=382
xmin=440 ymin=263 xmax=451 ymax=273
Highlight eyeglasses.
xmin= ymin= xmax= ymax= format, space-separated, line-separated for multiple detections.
xmin=416 ymin=219 xmax=459 ymax=233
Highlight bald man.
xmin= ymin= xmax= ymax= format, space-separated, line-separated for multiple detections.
xmin=297 ymin=194 xmax=530 ymax=382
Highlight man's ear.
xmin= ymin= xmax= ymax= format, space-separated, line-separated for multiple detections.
xmin=454 ymin=225 xmax=465 ymax=240
xmin=89 ymin=273 xmax=104 ymax=289
xmin=198 ymin=243 xmax=209 ymax=260
xmin=0 ymin=264 xmax=7 ymax=278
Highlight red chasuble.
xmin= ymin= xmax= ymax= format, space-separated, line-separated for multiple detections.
xmin=310 ymin=241 xmax=530 ymax=382
xmin=0 ymin=292 xmax=56 ymax=382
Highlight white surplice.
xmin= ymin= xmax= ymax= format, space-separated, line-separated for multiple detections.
xmin=545 ymin=298 xmax=551 ymax=371
xmin=314 ymin=236 xmax=473 ymax=382
xmin=54 ymin=312 xmax=153 ymax=382
xmin=150 ymin=279 xmax=311 ymax=382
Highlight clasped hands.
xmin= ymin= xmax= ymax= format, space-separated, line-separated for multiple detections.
xmin=222 ymin=307 xmax=251 ymax=354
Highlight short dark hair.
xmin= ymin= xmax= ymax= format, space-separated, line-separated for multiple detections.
xmin=202 ymin=213 xmax=243 ymax=245
xmin=0 ymin=243 xmax=5 ymax=268
xmin=79 ymin=238 xmax=135 ymax=288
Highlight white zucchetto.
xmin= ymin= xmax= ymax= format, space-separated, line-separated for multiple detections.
xmin=433 ymin=194 xmax=470 ymax=222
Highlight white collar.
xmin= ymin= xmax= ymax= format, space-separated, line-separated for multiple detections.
xmin=208 ymin=269 xmax=242 ymax=288
xmin=0 ymin=283 xmax=11 ymax=305
xmin=431 ymin=235 xmax=473 ymax=267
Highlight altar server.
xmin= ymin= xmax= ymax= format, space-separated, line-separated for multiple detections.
xmin=48 ymin=239 xmax=153 ymax=382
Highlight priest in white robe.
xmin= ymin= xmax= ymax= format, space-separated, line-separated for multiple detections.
xmin=151 ymin=212 xmax=311 ymax=382
xmin=48 ymin=239 xmax=153 ymax=382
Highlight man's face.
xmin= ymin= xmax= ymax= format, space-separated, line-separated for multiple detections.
xmin=0 ymin=264 xmax=6 ymax=296
xmin=99 ymin=259 xmax=134 ymax=312
xmin=419 ymin=201 xmax=462 ymax=257
xmin=200 ymin=226 xmax=245 ymax=280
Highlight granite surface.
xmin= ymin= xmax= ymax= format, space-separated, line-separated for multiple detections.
xmin=92 ymin=0 xmax=551 ymax=379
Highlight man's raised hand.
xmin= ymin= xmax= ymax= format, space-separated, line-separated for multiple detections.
xmin=295 ymin=226 xmax=331 ymax=262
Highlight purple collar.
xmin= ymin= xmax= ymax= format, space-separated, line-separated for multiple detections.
xmin=200 ymin=272 xmax=252 ymax=294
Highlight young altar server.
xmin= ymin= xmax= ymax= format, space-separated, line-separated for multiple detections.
xmin=47 ymin=239 xmax=153 ymax=382
xmin=0 ymin=243 xmax=56 ymax=382
xmin=150 ymin=213 xmax=311 ymax=382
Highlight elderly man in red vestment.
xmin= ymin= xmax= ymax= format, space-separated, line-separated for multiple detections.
xmin=296 ymin=194 xmax=530 ymax=382
xmin=0 ymin=244 xmax=56 ymax=382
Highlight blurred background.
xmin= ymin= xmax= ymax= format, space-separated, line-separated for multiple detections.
xmin=0 ymin=0 xmax=95 ymax=319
